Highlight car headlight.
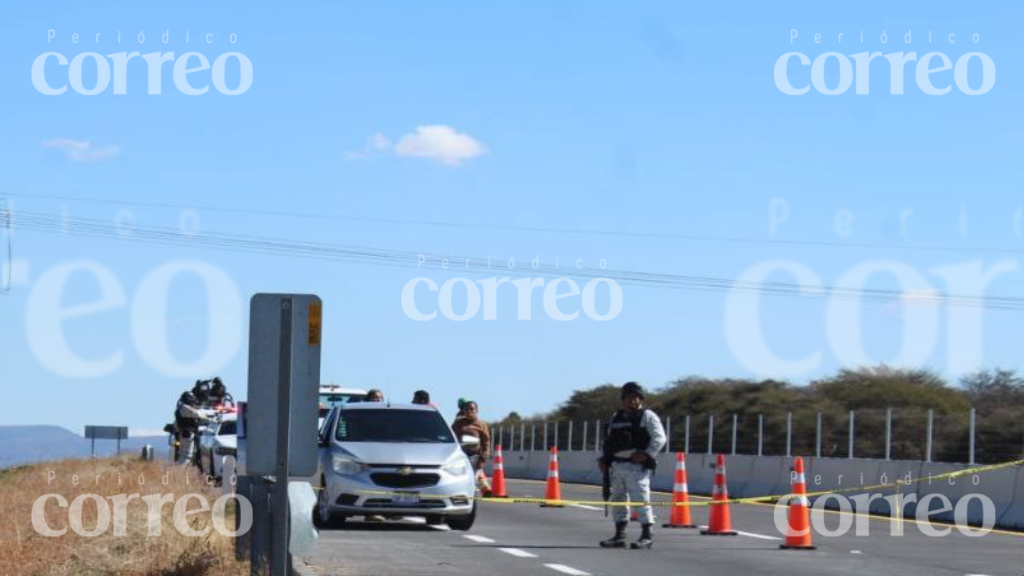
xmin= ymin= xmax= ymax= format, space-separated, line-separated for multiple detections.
xmin=443 ymin=455 xmax=470 ymax=477
xmin=332 ymin=455 xmax=367 ymax=475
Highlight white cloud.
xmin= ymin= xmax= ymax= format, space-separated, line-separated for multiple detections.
xmin=394 ymin=125 xmax=485 ymax=166
xmin=43 ymin=138 xmax=119 ymax=162
xmin=346 ymin=126 xmax=485 ymax=166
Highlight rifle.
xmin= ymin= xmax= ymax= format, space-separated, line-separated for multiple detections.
xmin=601 ymin=458 xmax=611 ymax=518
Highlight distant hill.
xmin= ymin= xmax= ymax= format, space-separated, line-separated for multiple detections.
xmin=0 ymin=425 xmax=167 ymax=468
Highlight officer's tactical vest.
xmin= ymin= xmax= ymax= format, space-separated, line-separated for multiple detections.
xmin=604 ymin=409 xmax=656 ymax=469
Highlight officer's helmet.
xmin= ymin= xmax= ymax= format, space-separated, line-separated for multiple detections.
xmin=620 ymin=382 xmax=645 ymax=400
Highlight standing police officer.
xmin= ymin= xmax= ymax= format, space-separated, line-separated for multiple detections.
xmin=598 ymin=382 xmax=666 ymax=549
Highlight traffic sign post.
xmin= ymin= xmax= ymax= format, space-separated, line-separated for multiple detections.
xmin=244 ymin=294 xmax=322 ymax=576
xmin=84 ymin=426 xmax=128 ymax=458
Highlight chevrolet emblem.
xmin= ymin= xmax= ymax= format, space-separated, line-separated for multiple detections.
xmin=397 ymin=467 xmax=413 ymax=476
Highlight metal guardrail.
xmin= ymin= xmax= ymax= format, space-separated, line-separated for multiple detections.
xmin=492 ymin=406 xmax=1023 ymax=465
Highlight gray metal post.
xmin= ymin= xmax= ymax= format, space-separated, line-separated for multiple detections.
xmin=757 ymin=414 xmax=764 ymax=457
xmin=664 ymin=416 xmax=672 ymax=453
xmin=270 ymin=299 xmax=293 ymax=576
xmin=926 ymin=409 xmax=934 ymax=463
xmin=731 ymin=414 xmax=738 ymax=455
xmin=568 ymin=421 xmax=574 ymax=452
xmin=531 ymin=424 xmax=536 ymax=452
xmin=521 ymin=424 xmax=526 ymax=452
xmin=816 ymin=412 xmax=822 ymax=459
xmin=595 ymin=420 xmax=601 ymax=452
xmin=249 ymin=478 xmax=271 ymax=575
xmin=969 ymin=407 xmax=976 ymax=466
xmin=235 ymin=476 xmax=252 ymax=561
xmin=786 ymin=412 xmax=792 ymax=457
xmin=848 ymin=410 xmax=855 ymax=460
xmin=707 ymin=414 xmax=714 ymax=455
xmin=684 ymin=415 xmax=691 ymax=454
xmin=885 ymin=408 xmax=892 ymax=461
xmin=543 ymin=422 xmax=548 ymax=450
xmin=91 ymin=438 xmax=95 ymax=459
xmin=554 ymin=422 xmax=560 ymax=450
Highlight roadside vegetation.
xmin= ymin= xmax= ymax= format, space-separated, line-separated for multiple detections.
xmin=0 ymin=456 xmax=246 ymax=576
xmin=496 ymin=365 xmax=1024 ymax=464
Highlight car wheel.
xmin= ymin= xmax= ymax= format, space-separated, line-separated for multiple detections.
xmin=315 ymin=478 xmax=341 ymax=529
xmin=445 ymin=502 xmax=476 ymax=532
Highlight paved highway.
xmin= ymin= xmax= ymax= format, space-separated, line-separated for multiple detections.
xmin=297 ymin=479 xmax=1024 ymax=576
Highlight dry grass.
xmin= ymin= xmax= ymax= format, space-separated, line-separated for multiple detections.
xmin=0 ymin=457 xmax=249 ymax=576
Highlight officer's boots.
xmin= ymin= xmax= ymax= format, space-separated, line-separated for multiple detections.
xmin=632 ymin=524 xmax=653 ymax=550
xmin=599 ymin=522 xmax=628 ymax=548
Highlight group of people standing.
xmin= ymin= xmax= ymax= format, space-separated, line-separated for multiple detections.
xmin=170 ymin=377 xmax=234 ymax=465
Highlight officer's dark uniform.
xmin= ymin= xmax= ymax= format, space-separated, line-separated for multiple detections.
xmin=174 ymin=391 xmax=212 ymax=464
xmin=599 ymin=382 xmax=666 ymax=549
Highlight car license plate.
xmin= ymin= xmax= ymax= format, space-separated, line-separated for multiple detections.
xmin=392 ymin=492 xmax=420 ymax=506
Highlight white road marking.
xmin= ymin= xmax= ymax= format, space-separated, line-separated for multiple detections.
xmin=851 ymin=550 xmax=863 ymax=555
xmin=428 ymin=524 xmax=451 ymax=531
xmin=571 ymin=504 xmax=602 ymax=511
xmin=498 ymin=548 xmax=538 ymax=558
xmin=463 ymin=535 xmax=496 ymax=544
xmin=545 ymin=564 xmax=592 ymax=576
xmin=736 ymin=531 xmax=783 ymax=541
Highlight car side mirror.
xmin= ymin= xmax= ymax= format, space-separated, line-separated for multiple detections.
xmin=460 ymin=435 xmax=480 ymax=448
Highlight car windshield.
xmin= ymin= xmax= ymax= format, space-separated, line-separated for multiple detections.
xmin=335 ymin=409 xmax=454 ymax=443
xmin=218 ymin=421 xmax=237 ymax=436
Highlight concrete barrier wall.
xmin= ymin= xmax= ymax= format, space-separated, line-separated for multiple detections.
xmin=502 ymin=450 xmax=1023 ymax=530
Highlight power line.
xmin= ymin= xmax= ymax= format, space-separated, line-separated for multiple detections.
xmin=0 ymin=198 xmax=10 ymax=294
xmin=4 ymin=190 xmax=1024 ymax=257
xmin=6 ymin=208 xmax=1024 ymax=311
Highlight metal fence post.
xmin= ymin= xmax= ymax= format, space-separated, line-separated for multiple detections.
xmin=531 ymin=424 xmax=536 ymax=452
xmin=731 ymin=414 xmax=738 ymax=455
xmin=926 ymin=409 xmax=933 ymax=463
xmin=707 ymin=414 xmax=714 ymax=455
xmin=684 ymin=415 xmax=691 ymax=454
xmin=816 ymin=412 xmax=822 ymax=459
xmin=582 ymin=421 xmax=589 ymax=452
xmin=595 ymin=420 xmax=601 ymax=452
xmin=567 ymin=421 xmax=574 ymax=452
xmin=786 ymin=412 xmax=792 ymax=457
xmin=521 ymin=423 xmax=526 ymax=452
xmin=554 ymin=422 xmax=560 ymax=450
xmin=757 ymin=414 xmax=764 ymax=457
xmin=848 ymin=410 xmax=855 ymax=460
xmin=885 ymin=408 xmax=892 ymax=461
xmin=543 ymin=422 xmax=548 ymax=450
xmin=969 ymin=407 xmax=976 ymax=466
xmin=665 ymin=416 xmax=672 ymax=453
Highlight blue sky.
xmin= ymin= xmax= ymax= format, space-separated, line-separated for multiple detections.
xmin=1 ymin=1 xmax=1023 ymax=433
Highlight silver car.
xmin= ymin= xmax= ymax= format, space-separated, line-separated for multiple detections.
xmin=315 ymin=402 xmax=478 ymax=530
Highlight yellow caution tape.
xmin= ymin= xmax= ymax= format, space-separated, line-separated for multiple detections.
xmin=348 ymin=457 xmax=1024 ymax=509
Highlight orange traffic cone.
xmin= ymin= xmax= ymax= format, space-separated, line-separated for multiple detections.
xmin=490 ymin=445 xmax=508 ymax=498
xmin=780 ymin=456 xmax=815 ymax=550
xmin=701 ymin=454 xmax=738 ymax=536
xmin=540 ymin=447 xmax=564 ymax=507
xmin=663 ymin=453 xmax=697 ymax=529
